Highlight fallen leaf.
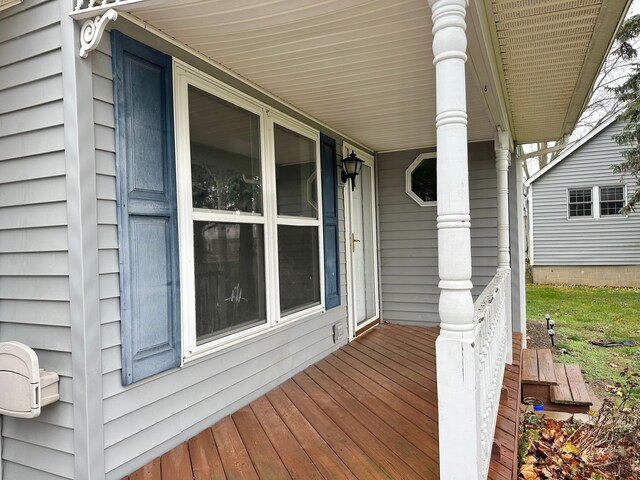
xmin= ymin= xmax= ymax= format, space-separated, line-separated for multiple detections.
xmin=562 ymin=442 xmax=579 ymax=454
xmin=612 ymin=352 xmax=620 ymax=357
xmin=519 ymin=462 xmax=537 ymax=480
xmin=604 ymin=384 xmax=623 ymax=396
xmin=608 ymin=362 xmax=620 ymax=368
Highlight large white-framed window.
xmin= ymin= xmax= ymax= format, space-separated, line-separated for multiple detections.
xmin=174 ymin=61 xmax=324 ymax=360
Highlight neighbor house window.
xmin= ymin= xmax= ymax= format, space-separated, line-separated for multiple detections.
xmin=406 ymin=152 xmax=437 ymax=206
xmin=599 ymin=186 xmax=624 ymax=216
xmin=568 ymin=188 xmax=592 ymax=218
xmin=174 ymin=62 xmax=324 ymax=358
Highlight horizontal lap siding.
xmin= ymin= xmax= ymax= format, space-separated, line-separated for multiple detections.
xmin=94 ymin=32 xmax=349 ymax=479
xmin=0 ymin=1 xmax=74 ymax=479
xmin=378 ymin=143 xmax=498 ymax=326
xmin=531 ymin=121 xmax=640 ymax=265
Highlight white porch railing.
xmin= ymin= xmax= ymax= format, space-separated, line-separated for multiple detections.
xmin=473 ymin=268 xmax=511 ymax=478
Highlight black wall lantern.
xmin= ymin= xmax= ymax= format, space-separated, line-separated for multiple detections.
xmin=341 ymin=151 xmax=364 ymax=191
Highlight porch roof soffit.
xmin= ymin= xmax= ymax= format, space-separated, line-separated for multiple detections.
xmin=70 ymin=0 xmax=630 ymax=150
xmin=479 ymin=0 xmax=631 ymax=145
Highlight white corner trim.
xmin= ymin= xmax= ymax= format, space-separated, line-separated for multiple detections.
xmin=528 ymin=185 xmax=534 ymax=266
xmin=525 ymin=115 xmax=618 ymax=187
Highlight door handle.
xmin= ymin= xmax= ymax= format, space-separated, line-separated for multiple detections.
xmin=351 ymin=233 xmax=361 ymax=253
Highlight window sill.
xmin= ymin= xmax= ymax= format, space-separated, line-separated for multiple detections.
xmin=182 ymin=304 xmax=325 ymax=364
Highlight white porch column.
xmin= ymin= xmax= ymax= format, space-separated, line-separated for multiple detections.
xmin=495 ymin=129 xmax=513 ymax=364
xmin=429 ymin=0 xmax=478 ymax=478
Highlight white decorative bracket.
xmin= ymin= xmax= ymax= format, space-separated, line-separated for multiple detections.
xmin=79 ymin=9 xmax=118 ymax=58
xmin=70 ymin=0 xmax=146 ymax=58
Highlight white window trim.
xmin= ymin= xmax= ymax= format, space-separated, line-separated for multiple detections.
xmin=566 ymin=186 xmax=594 ymax=220
xmin=173 ymin=60 xmax=324 ymax=362
xmin=599 ymin=184 xmax=627 ymax=217
xmin=567 ymin=185 xmax=628 ymax=220
xmin=405 ymin=152 xmax=437 ymax=207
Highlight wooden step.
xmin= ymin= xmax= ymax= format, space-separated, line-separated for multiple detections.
xmin=550 ymin=363 xmax=592 ymax=406
xmin=521 ymin=349 xmax=557 ymax=385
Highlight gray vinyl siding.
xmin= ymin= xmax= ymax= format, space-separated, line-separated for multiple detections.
xmin=377 ymin=142 xmax=498 ymax=326
xmin=94 ymin=30 xmax=349 ymax=479
xmin=0 ymin=1 xmax=75 ymax=479
xmin=531 ymin=120 xmax=640 ymax=265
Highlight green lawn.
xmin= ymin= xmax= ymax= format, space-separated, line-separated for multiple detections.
xmin=526 ymin=284 xmax=640 ymax=398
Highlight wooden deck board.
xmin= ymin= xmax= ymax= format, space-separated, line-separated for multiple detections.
xmin=249 ymin=396 xmax=326 ymax=480
xmin=129 ymin=457 xmax=161 ymax=480
xmin=303 ymin=365 xmax=439 ymax=477
xmin=565 ymin=364 xmax=592 ymax=405
xmin=160 ymin=443 xmax=192 ymax=480
xmin=212 ymin=416 xmax=260 ymax=480
xmin=537 ymin=349 xmax=558 ymax=385
xmin=124 ymin=325 xmax=523 ymax=480
xmin=265 ymin=387 xmax=357 ymax=480
xmin=187 ymin=429 xmax=226 ymax=480
xmin=550 ymin=363 xmax=574 ymax=405
xmin=232 ymin=406 xmax=293 ymax=480
xmin=521 ymin=348 xmax=539 ymax=384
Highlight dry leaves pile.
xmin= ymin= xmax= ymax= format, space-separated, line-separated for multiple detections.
xmin=519 ymin=370 xmax=640 ymax=480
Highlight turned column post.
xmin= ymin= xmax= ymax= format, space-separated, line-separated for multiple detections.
xmin=495 ymin=129 xmax=511 ymax=270
xmin=429 ymin=0 xmax=479 ymax=478
xmin=496 ymin=129 xmax=513 ymax=364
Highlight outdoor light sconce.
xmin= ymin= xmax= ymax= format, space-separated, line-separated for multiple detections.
xmin=341 ymin=151 xmax=364 ymax=191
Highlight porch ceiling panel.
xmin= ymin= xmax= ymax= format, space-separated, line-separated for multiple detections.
xmin=115 ymin=0 xmax=629 ymax=150
xmin=488 ymin=0 xmax=630 ymax=144
xmin=123 ymin=0 xmax=496 ymax=152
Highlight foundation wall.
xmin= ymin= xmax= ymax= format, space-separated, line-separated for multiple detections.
xmin=532 ymin=265 xmax=640 ymax=288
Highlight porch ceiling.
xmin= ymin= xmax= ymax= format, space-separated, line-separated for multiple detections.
xmin=116 ymin=0 xmax=629 ymax=151
xmin=486 ymin=0 xmax=630 ymax=144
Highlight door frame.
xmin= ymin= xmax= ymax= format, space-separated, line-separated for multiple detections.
xmin=343 ymin=142 xmax=380 ymax=340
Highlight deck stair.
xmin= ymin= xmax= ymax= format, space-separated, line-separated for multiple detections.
xmin=521 ymin=349 xmax=592 ymax=414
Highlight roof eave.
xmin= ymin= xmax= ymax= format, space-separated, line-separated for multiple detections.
xmin=559 ymin=0 xmax=632 ymax=140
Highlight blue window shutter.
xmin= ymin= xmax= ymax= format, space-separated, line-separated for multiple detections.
xmin=112 ymin=32 xmax=181 ymax=385
xmin=321 ymin=134 xmax=340 ymax=309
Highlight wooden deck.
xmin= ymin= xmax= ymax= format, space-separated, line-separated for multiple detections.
xmin=124 ymin=324 xmax=522 ymax=480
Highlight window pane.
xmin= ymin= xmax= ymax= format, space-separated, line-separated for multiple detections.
xmin=278 ymin=225 xmax=320 ymax=315
xmin=600 ymin=186 xmax=624 ymax=216
xmin=193 ymin=221 xmax=266 ymax=344
xmin=274 ymin=124 xmax=317 ymax=218
xmin=189 ymin=86 xmax=262 ymax=213
xmin=411 ymin=157 xmax=437 ymax=202
xmin=568 ymin=189 xmax=592 ymax=217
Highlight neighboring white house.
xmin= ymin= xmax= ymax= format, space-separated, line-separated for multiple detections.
xmin=525 ymin=117 xmax=640 ymax=288
xmin=0 ymin=1 xmax=631 ymax=479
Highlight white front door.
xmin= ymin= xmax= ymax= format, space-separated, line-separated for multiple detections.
xmin=344 ymin=144 xmax=379 ymax=338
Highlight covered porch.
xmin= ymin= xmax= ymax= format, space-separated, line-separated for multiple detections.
xmin=61 ymin=0 xmax=630 ymax=479
xmin=124 ymin=324 xmax=523 ymax=480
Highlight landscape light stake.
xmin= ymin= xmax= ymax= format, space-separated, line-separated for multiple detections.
xmin=548 ymin=318 xmax=555 ymax=347
xmin=545 ymin=313 xmax=550 ymax=330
